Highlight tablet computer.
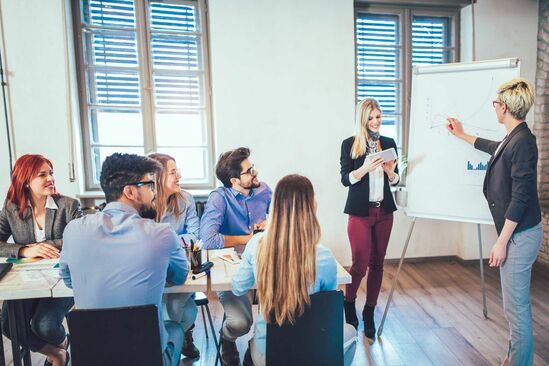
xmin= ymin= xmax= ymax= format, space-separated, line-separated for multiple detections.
xmin=366 ymin=147 xmax=397 ymax=162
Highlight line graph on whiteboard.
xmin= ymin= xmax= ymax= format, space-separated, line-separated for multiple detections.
xmin=424 ymin=77 xmax=500 ymax=136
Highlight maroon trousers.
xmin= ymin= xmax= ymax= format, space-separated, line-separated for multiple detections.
xmin=345 ymin=207 xmax=394 ymax=306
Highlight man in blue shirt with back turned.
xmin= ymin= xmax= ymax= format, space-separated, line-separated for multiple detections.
xmin=60 ymin=153 xmax=189 ymax=366
xmin=200 ymin=147 xmax=271 ymax=366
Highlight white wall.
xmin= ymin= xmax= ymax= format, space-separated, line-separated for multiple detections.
xmin=0 ymin=0 xmax=540 ymax=265
xmin=0 ymin=91 xmax=10 ymax=197
xmin=0 ymin=0 xmax=81 ymax=198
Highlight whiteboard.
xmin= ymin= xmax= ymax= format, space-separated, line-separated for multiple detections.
xmin=405 ymin=58 xmax=520 ymax=224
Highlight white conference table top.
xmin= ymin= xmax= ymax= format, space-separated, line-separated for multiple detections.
xmin=0 ymin=258 xmax=208 ymax=300
xmin=0 ymin=258 xmax=59 ymax=301
xmin=206 ymin=248 xmax=352 ymax=292
xmin=0 ymin=250 xmax=352 ymax=300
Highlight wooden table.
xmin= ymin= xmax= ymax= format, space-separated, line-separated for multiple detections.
xmin=207 ymin=248 xmax=352 ymax=292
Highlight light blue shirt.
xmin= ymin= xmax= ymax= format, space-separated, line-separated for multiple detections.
xmin=231 ymin=232 xmax=337 ymax=359
xmin=59 ymin=202 xmax=188 ymax=351
xmin=200 ymin=182 xmax=272 ymax=249
xmin=160 ymin=191 xmax=200 ymax=240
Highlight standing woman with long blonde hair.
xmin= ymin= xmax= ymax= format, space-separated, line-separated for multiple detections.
xmin=340 ymin=98 xmax=399 ymax=341
xmin=148 ymin=153 xmax=200 ymax=359
xmin=232 ymin=174 xmax=356 ymax=366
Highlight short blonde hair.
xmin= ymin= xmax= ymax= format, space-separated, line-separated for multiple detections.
xmin=497 ymin=78 xmax=534 ymax=121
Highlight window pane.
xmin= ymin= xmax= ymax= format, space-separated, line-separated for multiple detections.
xmin=356 ymin=15 xmax=400 ymax=47
xmin=90 ymin=109 xmax=143 ymax=145
xmin=380 ymin=115 xmax=398 ymax=143
xmin=83 ymin=0 xmax=136 ymax=28
xmin=357 ymin=82 xmax=400 ymax=114
xmin=155 ymin=111 xmax=205 ymax=146
xmin=153 ymin=74 xmax=201 ymax=107
xmin=157 ymin=147 xmax=208 ymax=182
xmin=88 ymin=70 xmax=141 ymax=106
xmin=86 ymin=30 xmax=138 ymax=67
xmin=91 ymin=146 xmax=144 ymax=184
xmin=151 ymin=34 xmax=199 ymax=71
xmin=412 ymin=17 xmax=451 ymax=66
xmin=357 ymin=46 xmax=400 ymax=80
xmin=150 ymin=1 xmax=198 ymax=33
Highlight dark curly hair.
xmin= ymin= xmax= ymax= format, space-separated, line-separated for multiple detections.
xmin=100 ymin=153 xmax=162 ymax=203
xmin=215 ymin=147 xmax=251 ymax=188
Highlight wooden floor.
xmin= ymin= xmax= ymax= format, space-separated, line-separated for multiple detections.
xmin=3 ymin=260 xmax=549 ymax=366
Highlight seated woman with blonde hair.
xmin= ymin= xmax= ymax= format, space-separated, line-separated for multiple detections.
xmin=232 ymin=174 xmax=357 ymax=366
xmin=148 ymin=152 xmax=200 ymax=359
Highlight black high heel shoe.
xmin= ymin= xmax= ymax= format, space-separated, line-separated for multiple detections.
xmin=344 ymin=300 xmax=359 ymax=330
xmin=363 ymin=304 xmax=376 ymax=341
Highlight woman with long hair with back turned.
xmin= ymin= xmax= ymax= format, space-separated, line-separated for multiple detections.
xmin=340 ymin=98 xmax=400 ymax=342
xmin=232 ymin=174 xmax=357 ymax=366
xmin=148 ymin=153 xmax=200 ymax=360
xmin=0 ymin=154 xmax=81 ymax=366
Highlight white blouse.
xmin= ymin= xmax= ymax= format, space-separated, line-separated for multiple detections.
xmin=31 ymin=196 xmax=59 ymax=242
xmin=349 ymin=166 xmax=399 ymax=202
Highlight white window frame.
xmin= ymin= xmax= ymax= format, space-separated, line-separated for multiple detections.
xmin=71 ymin=0 xmax=215 ymax=191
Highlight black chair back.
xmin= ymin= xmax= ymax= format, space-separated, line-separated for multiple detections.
xmin=266 ymin=290 xmax=344 ymax=366
xmin=67 ymin=304 xmax=164 ymax=366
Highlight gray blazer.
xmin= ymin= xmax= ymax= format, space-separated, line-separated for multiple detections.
xmin=0 ymin=195 xmax=82 ymax=258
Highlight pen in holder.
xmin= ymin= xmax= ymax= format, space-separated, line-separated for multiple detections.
xmin=190 ymin=249 xmax=202 ymax=271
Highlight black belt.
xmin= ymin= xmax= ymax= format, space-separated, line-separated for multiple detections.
xmin=368 ymin=201 xmax=382 ymax=208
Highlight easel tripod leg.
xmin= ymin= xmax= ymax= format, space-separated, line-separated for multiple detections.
xmin=377 ymin=217 xmax=416 ymax=337
xmin=477 ymin=223 xmax=488 ymax=319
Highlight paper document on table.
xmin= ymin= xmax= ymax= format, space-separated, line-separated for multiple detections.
xmin=214 ymin=249 xmax=240 ymax=264
xmin=20 ymin=271 xmax=44 ymax=282
xmin=208 ymin=248 xmax=240 ymax=264
xmin=12 ymin=259 xmax=59 ymax=271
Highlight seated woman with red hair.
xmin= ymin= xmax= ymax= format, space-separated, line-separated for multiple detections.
xmin=0 ymin=154 xmax=81 ymax=366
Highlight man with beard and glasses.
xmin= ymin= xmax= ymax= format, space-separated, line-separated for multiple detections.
xmin=60 ymin=153 xmax=188 ymax=366
xmin=200 ymin=147 xmax=272 ymax=366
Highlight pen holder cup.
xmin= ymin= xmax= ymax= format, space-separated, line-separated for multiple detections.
xmin=190 ymin=249 xmax=202 ymax=271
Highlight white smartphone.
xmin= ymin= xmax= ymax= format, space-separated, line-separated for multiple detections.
xmin=366 ymin=147 xmax=397 ymax=162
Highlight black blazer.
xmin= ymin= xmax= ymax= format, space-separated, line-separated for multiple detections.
xmin=0 ymin=195 xmax=82 ymax=257
xmin=475 ymin=122 xmax=541 ymax=235
xmin=340 ymin=135 xmax=399 ymax=216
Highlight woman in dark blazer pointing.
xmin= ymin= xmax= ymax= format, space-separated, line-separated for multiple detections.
xmin=340 ymin=98 xmax=399 ymax=342
xmin=0 ymin=154 xmax=81 ymax=366
xmin=448 ymin=78 xmax=541 ymax=366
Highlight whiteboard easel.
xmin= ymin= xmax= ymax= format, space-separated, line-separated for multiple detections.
xmin=378 ymin=58 xmax=520 ymax=336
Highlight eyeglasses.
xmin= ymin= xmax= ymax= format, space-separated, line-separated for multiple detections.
xmin=126 ymin=180 xmax=156 ymax=192
xmin=240 ymin=164 xmax=257 ymax=176
xmin=492 ymin=100 xmax=504 ymax=108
